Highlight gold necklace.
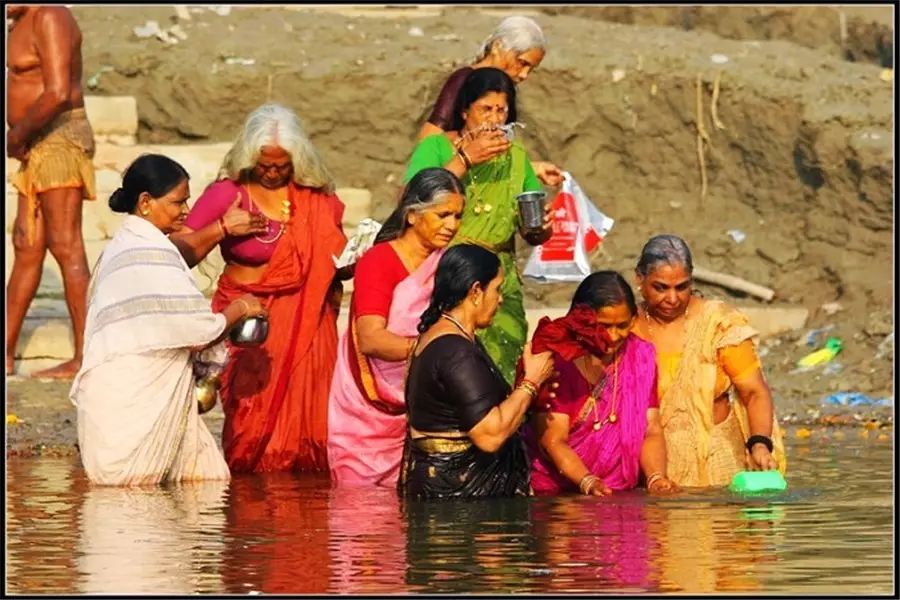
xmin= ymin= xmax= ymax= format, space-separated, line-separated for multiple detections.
xmin=642 ymin=302 xmax=690 ymax=338
xmin=440 ymin=312 xmax=474 ymax=342
xmin=245 ymin=184 xmax=291 ymax=244
xmin=583 ymin=354 xmax=619 ymax=431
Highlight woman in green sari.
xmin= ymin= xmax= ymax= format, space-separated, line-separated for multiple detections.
xmin=404 ymin=67 xmax=551 ymax=385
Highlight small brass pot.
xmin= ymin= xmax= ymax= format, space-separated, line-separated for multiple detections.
xmin=195 ymin=375 xmax=221 ymax=414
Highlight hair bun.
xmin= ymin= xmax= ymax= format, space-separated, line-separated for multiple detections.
xmin=108 ymin=188 xmax=128 ymax=213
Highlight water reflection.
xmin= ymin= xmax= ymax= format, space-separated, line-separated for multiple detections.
xmin=78 ymin=480 xmax=228 ymax=594
xmin=5 ymin=435 xmax=895 ymax=594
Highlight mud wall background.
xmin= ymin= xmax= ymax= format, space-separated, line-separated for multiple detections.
xmin=69 ymin=5 xmax=894 ymax=399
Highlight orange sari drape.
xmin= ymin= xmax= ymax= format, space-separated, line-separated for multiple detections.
xmin=212 ymin=184 xmax=346 ymax=472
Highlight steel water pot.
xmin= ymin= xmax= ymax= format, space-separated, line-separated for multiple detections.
xmin=229 ymin=316 xmax=269 ymax=347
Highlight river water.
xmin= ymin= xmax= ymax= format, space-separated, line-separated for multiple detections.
xmin=5 ymin=433 xmax=894 ymax=595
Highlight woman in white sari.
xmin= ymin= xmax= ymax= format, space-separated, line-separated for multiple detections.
xmin=70 ymin=154 xmax=266 ymax=486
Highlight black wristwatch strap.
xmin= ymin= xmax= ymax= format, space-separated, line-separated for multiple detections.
xmin=746 ymin=434 xmax=774 ymax=453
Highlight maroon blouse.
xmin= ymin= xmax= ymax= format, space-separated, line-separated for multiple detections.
xmin=426 ymin=67 xmax=474 ymax=130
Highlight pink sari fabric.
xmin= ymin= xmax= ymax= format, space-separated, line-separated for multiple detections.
xmin=527 ymin=334 xmax=658 ymax=493
xmin=327 ymin=249 xmax=444 ymax=487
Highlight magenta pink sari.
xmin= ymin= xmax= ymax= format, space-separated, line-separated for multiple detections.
xmin=327 ymin=249 xmax=444 ymax=487
xmin=527 ymin=334 xmax=658 ymax=493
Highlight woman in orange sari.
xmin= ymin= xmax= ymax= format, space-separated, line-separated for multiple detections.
xmin=171 ymin=103 xmax=348 ymax=472
xmin=631 ymin=234 xmax=786 ymax=487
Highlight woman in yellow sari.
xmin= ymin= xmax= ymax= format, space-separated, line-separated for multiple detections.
xmin=631 ymin=235 xmax=786 ymax=487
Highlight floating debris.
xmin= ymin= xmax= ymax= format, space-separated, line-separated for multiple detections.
xmin=727 ymin=229 xmax=746 ymax=243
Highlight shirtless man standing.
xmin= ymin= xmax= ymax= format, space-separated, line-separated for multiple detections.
xmin=7 ymin=5 xmax=95 ymax=378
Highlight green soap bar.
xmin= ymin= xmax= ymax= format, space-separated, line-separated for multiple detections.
xmin=729 ymin=470 xmax=787 ymax=493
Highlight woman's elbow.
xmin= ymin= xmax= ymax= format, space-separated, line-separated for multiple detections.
xmin=469 ymin=432 xmax=504 ymax=454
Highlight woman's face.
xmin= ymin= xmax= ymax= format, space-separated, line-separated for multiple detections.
xmin=496 ymin=46 xmax=545 ymax=83
xmin=406 ymin=192 xmax=464 ymax=250
xmin=595 ymin=301 xmax=635 ymax=358
xmin=636 ymin=263 xmax=693 ymax=321
xmin=463 ymin=91 xmax=509 ymax=132
xmin=139 ymin=179 xmax=190 ymax=234
xmin=473 ymin=269 xmax=504 ymax=328
xmin=252 ymin=145 xmax=294 ymax=189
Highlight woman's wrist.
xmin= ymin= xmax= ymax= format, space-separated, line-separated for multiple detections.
xmin=745 ymin=434 xmax=773 ymax=453
xmin=217 ymin=217 xmax=229 ymax=240
xmin=236 ymin=298 xmax=251 ymax=316
xmin=579 ymin=473 xmax=600 ymax=495
xmin=646 ymin=471 xmax=664 ymax=489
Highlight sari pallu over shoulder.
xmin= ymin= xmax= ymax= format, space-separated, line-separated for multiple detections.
xmin=212 ymin=184 xmax=346 ymax=473
xmin=328 ymin=248 xmax=444 ymax=487
xmin=660 ymin=300 xmax=787 ymax=487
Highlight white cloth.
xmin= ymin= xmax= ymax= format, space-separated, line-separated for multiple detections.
xmin=70 ymin=215 xmax=230 ymax=485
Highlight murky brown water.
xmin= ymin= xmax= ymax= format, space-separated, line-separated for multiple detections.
xmin=5 ymin=435 xmax=894 ymax=594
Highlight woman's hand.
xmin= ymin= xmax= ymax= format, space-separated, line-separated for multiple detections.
xmin=648 ymin=476 xmax=680 ymax=495
xmin=533 ymin=160 xmax=563 ymax=186
xmin=222 ymin=195 xmax=269 ymax=237
xmin=234 ymin=293 xmax=267 ymax=318
xmin=587 ymin=478 xmax=613 ymax=496
xmin=460 ymin=127 xmax=510 ymax=165
xmin=748 ymin=444 xmax=778 ymax=471
xmin=521 ymin=342 xmax=554 ymax=387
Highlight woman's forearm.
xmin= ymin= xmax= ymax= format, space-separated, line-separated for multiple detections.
xmin=170 ymin=221 xmax=225 ymax=268
xmin=742 ymin=386 xmax=775 ymax=438
xmin=544 ymin=440 xmax=593 ymax=488
xmin=357 ymin=327 xmax=413 ymax=362
xmin=639 ymin=429 xmax=668 ymax=479
xmin=442 ymin=152 xmax=468 ymax=179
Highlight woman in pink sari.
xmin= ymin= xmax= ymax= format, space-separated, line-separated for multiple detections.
xmin=328 ymin=168 xmax=465 ymax=487
xmin=524 ymin=271 xmax=679 ymax=496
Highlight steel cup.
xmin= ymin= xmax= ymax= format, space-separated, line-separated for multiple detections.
xmin=229 ymin=315 xmax=270 ymax=347
xmin=516 ymin=190 xmax=547 ymax=232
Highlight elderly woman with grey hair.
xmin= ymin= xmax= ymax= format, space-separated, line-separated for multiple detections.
xmin=171 ymin=102 xmax=349 ymax=473
xmin=327 ymin=168 xmax=465 ymax=488
xmin=631 ymin=234 xmax=787 ymax=488
xmin=417 ymin=15 xmax=563 ymax=186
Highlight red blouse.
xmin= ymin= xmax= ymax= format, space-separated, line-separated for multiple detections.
xmin=351 ymin=242 xmax=410 ymax=319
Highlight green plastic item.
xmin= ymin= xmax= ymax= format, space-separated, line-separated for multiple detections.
xmin=796 ymin=336 xmax=843 ymax=368
xmin=729 ymin=470 xmax=788 ymax=494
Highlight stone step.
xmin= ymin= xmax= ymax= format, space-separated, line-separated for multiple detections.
xmin=8 ymin=143 xmax=373 ymax=235
xmin=9 ymin=299 xmax=807 ymax=366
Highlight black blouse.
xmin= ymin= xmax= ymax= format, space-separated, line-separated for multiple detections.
xmin=406 ymin=334 xmax=511 ymax=433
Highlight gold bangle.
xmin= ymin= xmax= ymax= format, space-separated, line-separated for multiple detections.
xmin=646 ymin=472 xmax=664 ymax=489
xmin=517 ymin=381 xmax=537 ymax=399
xmin=236 ymin=298 xmax=251 ymax=315
xmin=457 ymin=148 xmax=472 ymax=169
xmin=579 ymin=473 xmax=599 ymax=495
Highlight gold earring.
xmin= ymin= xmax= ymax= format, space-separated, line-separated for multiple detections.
xmin=141 ymin=208 xmax=150 ymax=216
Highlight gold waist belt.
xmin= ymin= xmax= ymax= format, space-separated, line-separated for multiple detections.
xmin=412 ymin=436 xmax=473 ymax=454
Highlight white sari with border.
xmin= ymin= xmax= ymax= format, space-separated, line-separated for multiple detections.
xmin=70 ymin=215 xmax=230 ymax=486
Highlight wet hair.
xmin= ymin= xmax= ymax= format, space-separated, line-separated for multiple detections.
xmin=635 ymin=234 xmax=694 ymax=277
xmin=570 ymin=270 xmax=638 ymax=316
xmin=219 ymin=103 xmax=335 ymax=193
xmin=108 ymin=154 xmax=190 ymax=214
xmin=374 ymin=168 xmax=465 ymax=244
xmin=418 ymin=244 xmax=501 ymax=333
xmin=449 ymin=67 xmax=518 ymax=131
xmin=475 ymin=16 xmax=546 ymax=62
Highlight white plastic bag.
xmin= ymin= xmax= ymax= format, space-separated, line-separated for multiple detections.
xmin=333 ymin=218 xmax=383 ymax=268
xmin=523 ymin=172 xmax=614 ymax=282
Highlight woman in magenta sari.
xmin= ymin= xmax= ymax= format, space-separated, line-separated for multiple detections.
xmin=328 ymin=168 xmax=465 ymax=487
xmin=524 ymin=271 xmax=679 ymax=496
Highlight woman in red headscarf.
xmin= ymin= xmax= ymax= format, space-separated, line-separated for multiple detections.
xmin=522 ymin=271 xmax=678 ymax=496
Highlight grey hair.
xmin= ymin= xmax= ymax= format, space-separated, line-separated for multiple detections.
xmin=636 ymin=234 xmax=694 ymax=277
xmin=218 ymin=103 xmax=335 ymax=193
xmin=475 ymin=16 xmax=546 ymax=61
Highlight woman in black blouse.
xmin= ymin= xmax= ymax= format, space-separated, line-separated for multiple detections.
xmin=400 ymin=244 xmax=554 ymax=499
